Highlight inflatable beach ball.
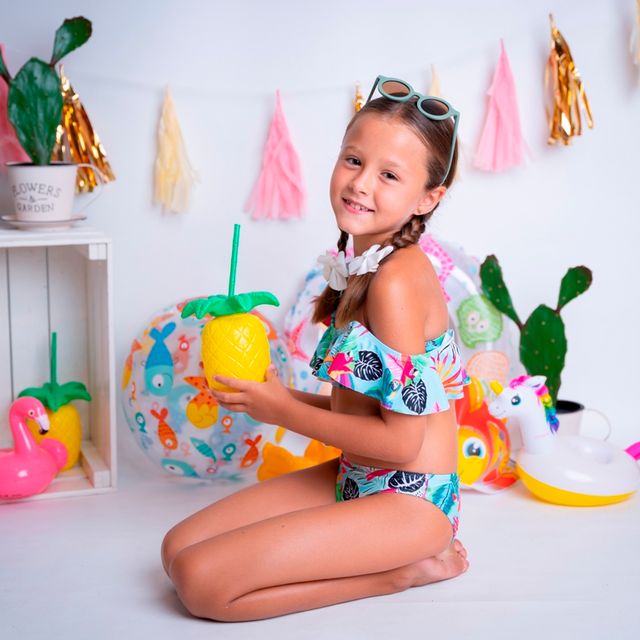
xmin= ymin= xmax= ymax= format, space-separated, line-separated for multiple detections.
xmin=121 ymin=300 xmax=293 ymax=481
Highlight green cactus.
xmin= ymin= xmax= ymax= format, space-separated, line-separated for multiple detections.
xmin=480 ymin=255 xmax=592 ymax=405
xmin=0 ymin=17 xmax=92 ymax=165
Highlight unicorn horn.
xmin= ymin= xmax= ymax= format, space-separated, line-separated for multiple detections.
xmin=489 ymin=380 xmax=504 ymax=396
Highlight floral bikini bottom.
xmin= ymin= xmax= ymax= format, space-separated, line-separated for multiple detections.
xmin=336 ymin=455 xmax=460 ymax=537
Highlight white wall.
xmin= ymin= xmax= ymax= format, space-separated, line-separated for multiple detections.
xmin=2 ymin=0 xmax=639 ymax=445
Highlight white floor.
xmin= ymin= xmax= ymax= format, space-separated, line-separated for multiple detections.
xmin=2 ymin=444 xmax=638 ymax=640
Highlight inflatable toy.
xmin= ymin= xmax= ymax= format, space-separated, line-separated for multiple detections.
xmin=1 ymin=397 xmax=68 ymax=500
xmin=122 ymin=300 xmax=293 ymax=481
xmin=455 ymin=377 xmax=518 ymax=492
xmin=489 ymin=376 xmax=640 ymax=506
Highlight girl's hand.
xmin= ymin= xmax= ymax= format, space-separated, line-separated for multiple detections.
xmin=211 ymin=365 xmax=291 ymax=425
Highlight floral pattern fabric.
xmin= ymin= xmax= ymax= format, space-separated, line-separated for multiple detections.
xmin=336 ymin=455 xmax=460 ymax=537
xmin=310 ymin=318 xmax=469 ymax=415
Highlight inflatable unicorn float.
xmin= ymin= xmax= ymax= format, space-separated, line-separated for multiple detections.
xmin=0 ymin=397 xmax=68 ymax=500
xmin=489 ymin=375 xmax=640 ymax=506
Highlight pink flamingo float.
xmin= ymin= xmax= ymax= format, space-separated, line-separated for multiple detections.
xmin=0 ymin=397 xmax=68 ymax=500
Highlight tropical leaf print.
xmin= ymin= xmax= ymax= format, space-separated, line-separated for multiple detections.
xmin=388 ymin=471 xmax=426 ymax=495
xmin=429 ymin=477 xmax=458 ymax=516
xmin=402 ymin=380 xmax=428 ymax=413
xmin=354 ymin=350 xmax=383 ymax=381
xmin=342 ymin=477 xmax=360 ymax=500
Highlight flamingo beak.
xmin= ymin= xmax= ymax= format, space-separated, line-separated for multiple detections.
xmin=489 ymin=380 xmax=504 ymax=396
xmin=35 ymin=412 xmax=50 ymax=435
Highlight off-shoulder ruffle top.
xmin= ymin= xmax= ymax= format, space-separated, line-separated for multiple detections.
xmin=310 ymin=317 xmax=469 ymax=416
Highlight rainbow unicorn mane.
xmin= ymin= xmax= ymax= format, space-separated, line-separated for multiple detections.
xmin=509 ymin=375 xmax=559 ymax=433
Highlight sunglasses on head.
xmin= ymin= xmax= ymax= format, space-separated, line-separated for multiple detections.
xmin=366 ymin=75 xmax=460 ymax=186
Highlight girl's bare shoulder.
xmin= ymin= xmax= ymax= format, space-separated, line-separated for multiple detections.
xmin=366 ymin=245 xmax=446 ymax=352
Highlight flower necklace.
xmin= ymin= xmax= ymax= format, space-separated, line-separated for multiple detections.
xmin=317 ymin=244 xmax=394 ymax=291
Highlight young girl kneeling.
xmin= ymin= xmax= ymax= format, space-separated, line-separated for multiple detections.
xmin=162 ymin=75 xmax=469 ymax=622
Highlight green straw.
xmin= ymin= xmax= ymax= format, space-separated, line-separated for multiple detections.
xmin=228 ymin=224 xmax=241 ymax=297
xmin=50 ymin=331 xmax=58 ymax=386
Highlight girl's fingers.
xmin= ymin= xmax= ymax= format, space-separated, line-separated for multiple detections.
xmin=212 ymin=390 xmax=247 ymax=405
xmin=214 ymin=374 xmax=251 ymax=391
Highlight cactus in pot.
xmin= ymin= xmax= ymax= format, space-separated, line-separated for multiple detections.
xmin=480 ymin=255 xmax=592 ymax=405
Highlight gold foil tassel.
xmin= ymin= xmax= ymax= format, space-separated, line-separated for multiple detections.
xmin=52 ymin=66 xmax=116 ymax=192
xmin=354 ymin=82 xmax=364 ymax=112
xmin=545 ymin=14 xmax=593 ymax=145
xmin=154 ymin=86 xmax=197 ymax=214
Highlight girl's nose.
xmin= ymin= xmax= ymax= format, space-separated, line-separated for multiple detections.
xmin=350 ymin=170 xmax=371 ymax=194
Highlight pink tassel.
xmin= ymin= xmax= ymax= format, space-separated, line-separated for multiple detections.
xmin=245 ymin=90 xmax=306 ymax=220
xmin=474 ymin=40 xmax=525 ymax=172
xmin=0 ymin=44 xmax=29 ymax=172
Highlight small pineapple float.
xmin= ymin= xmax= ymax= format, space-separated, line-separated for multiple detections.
xmin=19 ymin=332 xmax=92 ymax=471
xmin=181 ymin=224 xmax=279 ymax=392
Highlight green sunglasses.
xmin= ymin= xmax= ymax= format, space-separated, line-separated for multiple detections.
xmin=366 ymin=75 xmax=460 ymax=186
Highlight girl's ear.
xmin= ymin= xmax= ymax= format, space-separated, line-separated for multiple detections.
xmin=416 ymin=186 xmax=447 ymax=215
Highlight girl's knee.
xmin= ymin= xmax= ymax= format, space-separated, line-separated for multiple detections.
xmin=171 ymin=547 xmax=233 ymax=621
xmin=161 ymin=525 xmax=187 ymax=577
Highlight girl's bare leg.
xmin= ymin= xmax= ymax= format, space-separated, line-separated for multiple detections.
xmin=169 ymin=489 xmax=469 ymax=622
xmin=161 ymin=458 xmax=341 ymax=576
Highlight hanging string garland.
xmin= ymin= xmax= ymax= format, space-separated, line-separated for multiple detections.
xmin=51 ymin=66 xmax=116 ymax=192
xmin=0 ymin=44 xmax=29 ymax=171
xmin=153 ymin=86 xmax=198 ymax=214
xmin=245 ymin=90 xmax=306 ymax=221
xmin=474 ymin=39 xmax=525 ymax=172
xmin=545 ymin=13 xmax=593 ymax=145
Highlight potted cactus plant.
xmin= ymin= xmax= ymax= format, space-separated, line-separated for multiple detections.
xmin=0 ymin=17 xmax=92 ymax=221
xmin=480 ymin=254 xmax=592 ymax=411
xmin=181 ymin=224 xmax=280 ymax=392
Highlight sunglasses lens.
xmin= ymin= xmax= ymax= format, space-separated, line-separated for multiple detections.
xmin=419 ymin=98 xmax=450 ymax=117
xmin=380 ymin=80 xmax=411 ymax=97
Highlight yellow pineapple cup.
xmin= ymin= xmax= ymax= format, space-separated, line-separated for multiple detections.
xmin=181 ymin=224 xmax=280 ymax=392
xmin=20 ymin=332 xmax=91 ymax=471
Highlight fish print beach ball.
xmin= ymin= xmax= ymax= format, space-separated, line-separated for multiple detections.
xmin=121 ymin=299 xmax=293 ymax=481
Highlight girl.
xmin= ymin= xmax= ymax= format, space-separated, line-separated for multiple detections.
xmin=161 ymin=75 xmax=469 ymax=622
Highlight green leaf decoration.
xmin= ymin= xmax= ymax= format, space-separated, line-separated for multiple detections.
xmin=480 ymin=255 xmax=522 ymax=328
xmin=17 ymin=332 xmax=91 ymax=412
xmin=557 ymin=266 xmax=592 ymax=312
xmin=0 ymin=48 xmax=11 ymax=83
xmin=8 ymin=59 xmax=62 ymax=164
xmin=182 ymin=292 xmax=279 ymax=319
xmin=51 ymin=17 xmax=92 ymax=66
xmin=520 ymin=305 xmax=567 ymax=405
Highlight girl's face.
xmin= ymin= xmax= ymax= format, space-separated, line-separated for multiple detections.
xmin=329 ymin=112 xmax=444 ymax=252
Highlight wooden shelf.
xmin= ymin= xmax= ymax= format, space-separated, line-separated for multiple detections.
xmin=0 ymin=226 xmax=116 ymax=502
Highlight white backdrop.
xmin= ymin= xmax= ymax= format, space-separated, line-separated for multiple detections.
xmin=2 ymin=0 xmax=639 ymax=446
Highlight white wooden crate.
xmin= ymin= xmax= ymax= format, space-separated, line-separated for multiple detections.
xmin=0 ymin=226 xmax=116 ymax=501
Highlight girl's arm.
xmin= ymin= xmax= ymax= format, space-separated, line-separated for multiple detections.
xmin=289 ymin=388 xmax=331 ymax=411
xmin=214 ymin=369 xmax=427 ymax=464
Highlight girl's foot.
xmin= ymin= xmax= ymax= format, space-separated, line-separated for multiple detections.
xmin=410 ymin=539 xmax=469 ymax=587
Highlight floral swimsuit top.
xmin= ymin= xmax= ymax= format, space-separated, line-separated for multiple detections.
xmin=310 ymin=317 xmax=470 ymax=416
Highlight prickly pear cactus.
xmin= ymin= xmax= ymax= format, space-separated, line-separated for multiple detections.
xmin=480 ymin=255 xmax=592 ymax=405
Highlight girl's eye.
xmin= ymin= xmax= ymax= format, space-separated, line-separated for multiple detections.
xmin=345 ymin=157 xmax=360 ymax=166
xmin=382 ymin=172 xmax=397 ymax=181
